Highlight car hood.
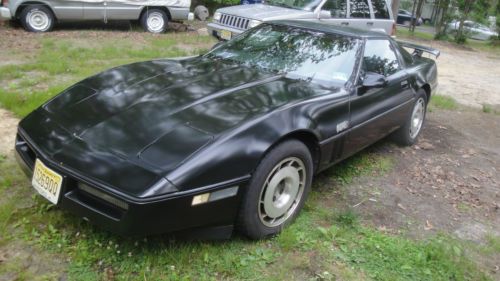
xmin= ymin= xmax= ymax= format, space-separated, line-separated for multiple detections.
xmin=216 ymin=4 xmax=313 ymax=20
xmin=20 ymin=57 xmax=334 ymax=196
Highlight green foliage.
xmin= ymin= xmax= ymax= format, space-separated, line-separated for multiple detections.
xmin=0 ymin=33 xmax=215 ymax=118
xmin=0 ymin=30 xmax=493 ymax=281
xmin=429 ymin=95 xmax=459 ymax=110
xmin=327 ymin=152 xmax=393 ymax=185
xmin=0 ymin=147 xmax=492 ymax=280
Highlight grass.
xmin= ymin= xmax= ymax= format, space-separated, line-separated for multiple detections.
xmin=0 ymin=148 xmax=492 ymax=280
xmin=429 ymin=94 xmax=459 ymax=110
xmin=0 ymin=32 xmax=216 ymax=118
xmin=396 ymin=27 xmax=500 ymax=54
xmin=0 ymin=28 xmax=494 ymax=280
xmin=396 ymin=28 xmax=435 ymax=41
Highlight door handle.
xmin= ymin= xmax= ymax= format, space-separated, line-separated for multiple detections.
xmin=341 ymin=22 xmax=349 ymax=26
xmin=366 ymin=22 xmax=374 ymax=26
xmin=401 ymin=80 xmax=409 ymax=89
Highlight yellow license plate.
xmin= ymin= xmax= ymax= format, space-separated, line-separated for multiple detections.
xmin=32 ymin=159 xmax=63 ymax=204
xmin=220 ymin=30 xmax=232 ymax=40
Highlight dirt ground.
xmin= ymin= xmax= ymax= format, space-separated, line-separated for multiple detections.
xmin=0 ymin=25 xmax=499 ymax=278
xmin=332 ymin=108 xmax=500 ymax=277
xmin=406 ymin=39 xmax=500 ymax=109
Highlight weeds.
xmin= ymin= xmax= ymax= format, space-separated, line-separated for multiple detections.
xmin=429 ymin=95 xmax=459 ymax=110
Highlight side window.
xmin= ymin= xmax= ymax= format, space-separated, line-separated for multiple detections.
xmin=363 ymin=40 xmax=400 ymax=77
xmin=396 ymin=43 xmax=414 ymax=66
xmin=349 ymin=0 xmax=371 ymax=18
xmin=322 ymin=0 xmax=347 ymax=18
xmin=371 ymin=0 xmax=390 ymax=19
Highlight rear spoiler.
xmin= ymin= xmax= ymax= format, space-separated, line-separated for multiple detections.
xmin=397 ymin=41 xmax=440 ymax=58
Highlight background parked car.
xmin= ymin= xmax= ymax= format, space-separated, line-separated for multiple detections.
xmin=240 ymin=0 xmax=262 ymax=4
xmin=0 ymin=0 xmax=194 ymax=33
xmin=448 ymin=20 xmax=499 ymax=41
xmin=207 ymin=0 xmax=396 ymax=41
xmin=396 ymin=9 xmax=422 ymax=26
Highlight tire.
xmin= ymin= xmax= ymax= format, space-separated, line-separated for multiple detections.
xmin=20 ymin=5 xmax=54 ymax=33
xmin=392 ymin=90 xmax=428 ymax=146
xmin=237 ymin=140 xmax=313 ymax=239
xmin=140 ymin=9 xmax=168 ymax=33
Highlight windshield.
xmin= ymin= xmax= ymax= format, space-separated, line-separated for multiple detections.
xmin=264 ymin=0 xmax=323 ymax=11
xmin=206 ymin=24 xmax=360 ymax=85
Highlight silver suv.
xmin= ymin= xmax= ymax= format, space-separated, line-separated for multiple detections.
xmin=208 ymin=0 xmax=394 ymax=40
xmin=0 ymin=0 xmax=193 ymax=33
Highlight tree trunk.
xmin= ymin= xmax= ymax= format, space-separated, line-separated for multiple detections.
xmin=410 ymin=0 xmax=417 ymax=32
xmin=391 ymin=0 xmax=400 ymax=22
xmin=455 ymin=0 xmax=474 ymax=43
xmin=410 ymin=0 xmax=424 ymax=32
xmin=434 ymin=0 xmax=449 ymax=38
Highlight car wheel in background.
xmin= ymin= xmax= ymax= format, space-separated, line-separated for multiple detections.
xmin=141 ymin=9 xmax=168 ymax=33
xmin=237 ymin=140 xmax=313 ymax=239
xmin=392 ymin=89 xmax=428 ymax=146
xmin=20 ymin=5 xmax=54 ymax=32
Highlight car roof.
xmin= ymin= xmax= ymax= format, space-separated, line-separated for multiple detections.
xmin=268 ymin=20 xmax=390 ymax=39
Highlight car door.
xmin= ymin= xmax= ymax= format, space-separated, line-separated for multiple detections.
xmin=318 ymin=0 xmax=349 ymax=26
xmin=105 ymin=0 xmax=142 ymax=20
xmin=83 ymin=0 xmax=105 ymax=20
xmin=369 ymin=0 xmax=393 ymax=34
xmin=49 ymin=0 xmax=83 ymax=20
xmin=344 ymin=39 xmax=414 ymax=156
xmin=345 ymin=0 xmax=372 ymax=30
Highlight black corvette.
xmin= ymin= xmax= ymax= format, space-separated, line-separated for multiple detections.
xmin=15 ymin=20 xmax=438 ymax=239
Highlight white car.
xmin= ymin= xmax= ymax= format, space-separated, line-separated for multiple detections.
xmin=448 ymin=20 xmax=498 ymax=41
xmin=207 ymin=0 xmax=396 ymax=40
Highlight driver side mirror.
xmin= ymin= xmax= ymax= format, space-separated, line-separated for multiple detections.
xmin=362 ymin=72 xmax=387 ymax=88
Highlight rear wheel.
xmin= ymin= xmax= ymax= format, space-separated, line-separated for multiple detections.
xmin=140 ymin=9 xmax=168 ymax=33
xmin=238 ymin=140 xmax=313 ymax=239
xmin=392 ymin=89 xmax=428 ymax=146
xmin=20 ymin=5 xmax=54 ymax=32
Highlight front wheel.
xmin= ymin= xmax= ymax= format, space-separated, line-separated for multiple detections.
xmin=140 ymin=9 xmax=168 ymax=33
xmin=392 ymin=90 xmax=428 ymax=146
xmin=20 ymin=5 xmax=54 ymax=32
xmin=237 ymin=140 xmax=313 ymax=239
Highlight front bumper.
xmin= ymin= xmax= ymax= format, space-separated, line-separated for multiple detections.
xmin=0 ymin=7 xmax=11 ymax=20
xmin=207 ymin=22 xmax=244 ymax=40
xmin=15 ymin=130 xmax=247 ymax=237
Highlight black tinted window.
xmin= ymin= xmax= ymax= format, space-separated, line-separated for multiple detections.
xmin=208 ymin=24 xmax=361 ymax=84
xmin=363 ymin=40 xmax=400 ymax=76
xmin=372 ymin=0 xmax=390 ymax=19
xmin=322 ymin=0 xmax=347 ymax=18
xmin=349 ymin=0 xmax=371 ymax=18
xmin=397 ymin=44 xmax=414 ymax=65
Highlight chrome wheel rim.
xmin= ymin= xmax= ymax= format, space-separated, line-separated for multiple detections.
xmin=258 ymin=157 xmax=306 ymax=227
xmin=146 ymin=12 xmax=165 ymax=33
xmin=28 ymin=10 xmax=50 ymax=31
xmin=410 ymin=97 xmax=425 ymax=139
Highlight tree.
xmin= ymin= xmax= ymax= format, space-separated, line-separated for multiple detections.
xmin=434 ymin=0 xmax=452 ymax=39
xmin=496 ymin=0 xmax=500 ymax=41
xmin=455 ymin=0 xmax=475 ymax=43
xmin=409 ymin=0 xmax=425 ymax=32
xmin=391 ymin=0 xmax=400 ymax=21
